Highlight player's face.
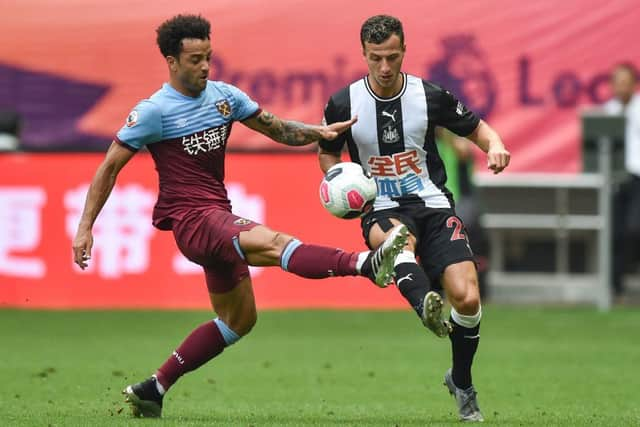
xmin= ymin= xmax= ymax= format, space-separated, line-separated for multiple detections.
xmin=611 ymin=68 xmax=636 ymax=104
xmin=363 ymin=34 xmax=405 ymax=97
xmin=168 ymin=38 xmax=212 ymax=97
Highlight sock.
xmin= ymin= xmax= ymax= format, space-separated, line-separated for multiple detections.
xmin=449 ymin=307 xmax=482 ymax=390
xmin=281 ymin=239 xmax=359 ymax=278
xmin=393 ymin=251 xmax=431 ymax=316
xmin=152 ymin=375 xmax=165 ymax=395
xmin=155 ymin=318 xmax=240 ymax=392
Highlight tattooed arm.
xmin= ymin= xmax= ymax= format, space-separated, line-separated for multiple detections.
xmin=242 ymin=110 xmax=356 ymax=146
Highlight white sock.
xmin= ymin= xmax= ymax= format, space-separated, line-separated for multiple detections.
xmin=355 ymin=251 xmax=370 ymax=273
xmin=450 ymin=306 xmax=482 ymax=328
xmin=394 ymin=250 xmax=416 ymax=267
xmin=152 ymin=374 xmax=166 ymax=395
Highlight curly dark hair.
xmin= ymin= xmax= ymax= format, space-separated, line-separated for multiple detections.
xmin=156 ymin=14 xmax=211 ymax=58
xmin=360 ymin=15 xmax=404 ymax=48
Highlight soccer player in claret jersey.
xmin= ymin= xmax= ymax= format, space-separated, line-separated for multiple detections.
xmin=318 ymin=15 xmax=510 ymax=422
xmin=71 ymin=14 xmax=408 ymax=418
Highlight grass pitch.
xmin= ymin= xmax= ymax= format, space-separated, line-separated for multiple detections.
xmin=0 ymin=306 xmax=638 ymax=426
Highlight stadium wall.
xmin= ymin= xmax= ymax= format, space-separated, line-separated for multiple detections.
xmin=0 ymin=152 xmax=410 ymax=309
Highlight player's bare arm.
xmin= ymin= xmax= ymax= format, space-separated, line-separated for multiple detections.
xmin=437 ymin=127 xmax=472 ymax=161
xmin=72 ymin=141 xmax=136 ymax=269
xmin=318 ymin=147 xmax=343 ymax=173
xmin=242 ymin=110 xmax=357 ymax=146
xmin=467 ymin=120 xmax=510 ymax=174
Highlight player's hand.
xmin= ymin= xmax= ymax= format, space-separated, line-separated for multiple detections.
xmin=73 ymin=229 xmax=94 ymax=269
xmin=487 ymin=145 xmax=510 ymax=174
xmin=320 ymin=116 xmax=358 ymax=140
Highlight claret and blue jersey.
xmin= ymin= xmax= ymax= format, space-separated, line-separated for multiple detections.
xmin=115 ymin=81 xmax=260 ymax=230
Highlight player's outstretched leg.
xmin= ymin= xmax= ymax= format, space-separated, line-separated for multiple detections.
xmin=238 ymin=224 xmax=408 ymax=287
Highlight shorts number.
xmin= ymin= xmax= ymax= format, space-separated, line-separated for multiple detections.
xmin=446 ymin=216 xmax=466 ymax=241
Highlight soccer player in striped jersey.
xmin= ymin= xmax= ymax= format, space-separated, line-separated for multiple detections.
xmin=71 ymin=14 xmax=409 ymax=418
xmin=318 ymin=15 xmax=510 ymax=422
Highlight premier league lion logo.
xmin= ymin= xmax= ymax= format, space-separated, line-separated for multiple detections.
xmin=427 ymin=35 xmax=497 ymax=119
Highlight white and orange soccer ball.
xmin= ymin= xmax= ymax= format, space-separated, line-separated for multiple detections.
xmin=319 ymin=162 xmax=377 ymax=219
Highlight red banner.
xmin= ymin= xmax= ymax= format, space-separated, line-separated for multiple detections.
xmin=2 ymin=1 xmax=639 ymax=172
xmin=0 ymin=153 xmax=409 ymax=309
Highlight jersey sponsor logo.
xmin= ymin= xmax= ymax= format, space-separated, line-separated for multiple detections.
xmin=376 ymin=174 xmax=425 ymax=198
xmin=233 ymin=217 xmax=252 ymax=225
xmin=215 ymin=99 xmax=232 ymax=118
xmin=368 ymin=150 xmax=423 ymax=177
xmin=368 ymin=150 xmax=426 ymax=198
xmin=125 ymin=110 xmax=138 ymax=127
xmin=181 ymin=124 xmax=230 ymax=155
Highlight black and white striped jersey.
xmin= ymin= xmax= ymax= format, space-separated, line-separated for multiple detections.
xmin=320 ymin=73 xmax=480 ymax=211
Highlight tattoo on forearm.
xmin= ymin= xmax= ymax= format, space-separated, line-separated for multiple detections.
xmin=257 ymin=111 xmax=323 ymax=146
xmin=256 ymin=111 xmax=275 ymax=127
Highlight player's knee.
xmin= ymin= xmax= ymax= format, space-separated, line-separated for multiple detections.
xmin=221 ymin=308 xmax=257 ymax=338
xmin=214 ymin=312 xmax=256 ymax=348
xmin=240 ymin=304 xmax=258 ymax=336
xmin=262 ymin=231 xmax=294 ymax=256
xmin=245 ymin=307 xmax=258 ymax=333
xmin=460 ymin=289 xmax=481 ymax=315
xmin=448 ymin=276 xmax=481 ymax=315
xmin=274 ymin=232 xmax=295 ymax=253
xmin=239 ymin=227 xmax=294 ymax=264
xmin=237 ymin=312 xmax=257 ymax=337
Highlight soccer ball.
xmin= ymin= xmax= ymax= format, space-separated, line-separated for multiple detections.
xmin=319 ymin=162 xmax=377 ymax=219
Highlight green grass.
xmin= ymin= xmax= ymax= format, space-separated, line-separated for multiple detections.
xmin=1 ymin=307 xmax=638 ymax=426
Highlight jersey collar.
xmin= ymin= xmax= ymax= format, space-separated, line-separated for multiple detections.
xmin=163 ymin=82 xmax=207 ymax=100
xmin=363 ymin=72 xmax=407 ymax=102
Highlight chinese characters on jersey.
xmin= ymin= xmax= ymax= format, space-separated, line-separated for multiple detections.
xmin=182 ymin=124 xmax=230 ymax=155
xmin=367 ymin=150 xmax=426 ymax=198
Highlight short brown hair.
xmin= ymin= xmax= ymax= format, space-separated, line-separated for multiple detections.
xmin=360 ymin=15 xmax=404 ymax=48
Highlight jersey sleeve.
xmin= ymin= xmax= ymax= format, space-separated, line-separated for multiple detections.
xmin=318 ymin=96 xmax=347 ymax=153
xmin=222 ymin=83 xmax=260 ymax=121
xmin=115 ymin=100 xmax=162 ymax=151
xmin=428 ymin=83 xmax=480 ymax=137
